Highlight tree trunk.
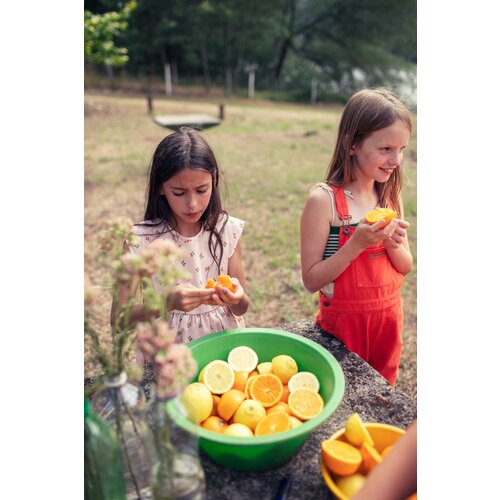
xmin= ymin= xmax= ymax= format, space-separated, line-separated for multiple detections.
xmin=274 ymin=38 xmax=291 ymax=81
xmin=273 ymin=0 xmax=296 ymax=82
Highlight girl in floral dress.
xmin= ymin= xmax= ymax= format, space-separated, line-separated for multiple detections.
xmin=115 ymin=127 xmax=249 ymax=343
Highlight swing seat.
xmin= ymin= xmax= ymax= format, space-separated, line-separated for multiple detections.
xmin=153 ymin=114 xmax=221 ymax=131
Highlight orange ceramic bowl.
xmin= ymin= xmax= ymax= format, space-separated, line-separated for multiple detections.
xmin=320 ymin=422 xmax=406 ymax=500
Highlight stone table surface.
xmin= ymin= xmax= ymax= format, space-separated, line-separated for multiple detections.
xmin=85 ymin=319 xmax=417 ymax=499
xmin=200 ymin=319 xmax=417 ymax=500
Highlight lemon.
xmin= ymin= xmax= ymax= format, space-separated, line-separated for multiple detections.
xmin=223 ymin=423 xmax=254 ymax=437
xmin=289 ymin=416 xmax=303 ymax=429
xmin=336 ymin=473 xmax=366 ymax=497
xmin=232 ymin=399 xmax=267 ymax=431
xmin=287 ymin=371 xmax=320 ymax=393
xmin=197 ymin=365 xmax=206 ymax=382
xmin=201 ymin=360 xmax=235 ymax=394
xmin=180 ymin=382 xmax=214 ymax=424
xmin=344 ymin=412 xmax=374 ymax=447
xmin=227 ymin=346 xmax=259 ymax=372
xmin=271 ymin=354 xmax=298 ymax=384
xmin=257 ymin=361 xmax=273 ymax=374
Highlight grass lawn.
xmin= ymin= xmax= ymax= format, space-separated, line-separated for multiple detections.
xmin=84 ymin=91 xmax=417 ymax=402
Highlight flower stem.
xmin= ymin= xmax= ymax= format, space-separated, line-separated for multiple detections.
xmin=113 ymin=389 xmax=143 ymax=499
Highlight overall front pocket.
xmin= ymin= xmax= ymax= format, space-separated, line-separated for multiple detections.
xmin=353 ymin=247 xmax=396 ymax=288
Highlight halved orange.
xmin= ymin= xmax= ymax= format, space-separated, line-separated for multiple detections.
xmin=244 ymin=372 xmax=259 ymax=398
xmin=288 ymin=388 xmax=324 ymax=421
xmin=217 ymin=389 xmax=246 ymax=421
xmin=205 ymin=278 xmax=216 ymax=289
xmin=360 ymin=441 xmax=383 ymax=472
xmin=249 ymin=373 xmax=284 ymax=408
xmin=365 ymin=207 xmax=397 ymax=228
xmin=216 ymin=274 xmax=237 ymax=292
xmin=205 ymin=275 xmax=237 ymax=292
xmin=254 ymin=411 xmax=291 ymax=436
xmin=321 ymin=439 xmax=362 ymax=476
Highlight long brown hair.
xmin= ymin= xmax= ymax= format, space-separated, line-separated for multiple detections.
xmin=325 ymin=88 xmax=412 ymax=215
xmin=141 ymin=127 xmax=227 ymax=273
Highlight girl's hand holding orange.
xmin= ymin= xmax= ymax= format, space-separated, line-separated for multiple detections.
xmin=350 ymin=217 xmax=399 ymax=251
xmin=211 ymin=277 xmax=244 ymax=307
xmin=383 ymin=219 xmax=410 ymax=249
xmin=168 ymin=283 xmax=216 ymax=312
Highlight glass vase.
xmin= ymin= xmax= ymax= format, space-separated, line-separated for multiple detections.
xmin=150 ymin=396 xmax=206 ymax=500
xmin=84 ymin=398 xmax=126 ymax=500
xmin=92 ymin=372 xmax=156 ymax=500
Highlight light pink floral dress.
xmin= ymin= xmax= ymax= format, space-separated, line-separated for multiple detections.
xmin=129 ymin=214 xmax=246 ymax=343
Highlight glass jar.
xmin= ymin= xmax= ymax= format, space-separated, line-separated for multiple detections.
xmin=150 ymin=396 xmax=206 ymax=500
xmin=92 ymin=372 xmax=156 ymax=500
xmin=84 ymin=398 xmax=126 ymax=500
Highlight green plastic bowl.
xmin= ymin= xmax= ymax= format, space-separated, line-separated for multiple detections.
xmin=166 ymin=328 xmax=345 ymax=471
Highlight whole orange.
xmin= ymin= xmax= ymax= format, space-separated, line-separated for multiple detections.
xmin=201 ymin=415 xmax=228 ymax=433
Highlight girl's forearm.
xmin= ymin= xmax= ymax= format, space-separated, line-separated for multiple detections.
xmin=302 ymin=239 xmax=363 ymax=293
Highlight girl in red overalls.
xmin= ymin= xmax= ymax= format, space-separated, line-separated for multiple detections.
xmin=300 ymin=88 xmax=413 ymax=385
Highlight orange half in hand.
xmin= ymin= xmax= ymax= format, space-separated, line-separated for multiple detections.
xmin=205 ymin=278 xmax=216 ymax=288
xmin=216 ymin=275 xmax=237 ymax=292
xmin=205 ymin=275 xmax=237 ymax=292
xmin=365 ymin=208 xmax=397 ymax=228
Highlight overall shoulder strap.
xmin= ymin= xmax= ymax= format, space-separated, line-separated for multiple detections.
xmin=330 ymin=186 xmax=352 ymax=224
xmin=312 ymin=183 xmax=335 ymax=223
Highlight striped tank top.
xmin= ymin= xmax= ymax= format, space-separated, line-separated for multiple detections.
xmin=314 ymin=183 xmax=357 ymax=297
xmin=314 ymin=183 xmax=357 ymax=259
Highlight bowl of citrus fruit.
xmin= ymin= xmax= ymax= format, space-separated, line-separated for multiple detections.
xmin=320 ymin=413 xmax=409 ymax=499
xmin=166 ymin=327 xmax=345 ymax=471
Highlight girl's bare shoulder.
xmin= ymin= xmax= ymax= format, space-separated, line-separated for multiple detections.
xmin=304 ymin=183 xmax=333 ymax=208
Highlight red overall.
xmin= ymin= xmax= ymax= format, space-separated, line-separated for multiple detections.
xmin=316 ymin=186 xmax=404 ymax=385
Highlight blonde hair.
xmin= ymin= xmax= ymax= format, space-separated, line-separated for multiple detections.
xmin=325 ymin=88 xmax=412 ymax=215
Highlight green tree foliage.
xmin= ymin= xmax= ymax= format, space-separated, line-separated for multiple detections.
xmin=84 ymin=1 xmax=137 ymax=67
xmin=84 ymin=0 xmax=416 ymax=100
xmin=272 ymin=0 xmax=416 ymax=94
